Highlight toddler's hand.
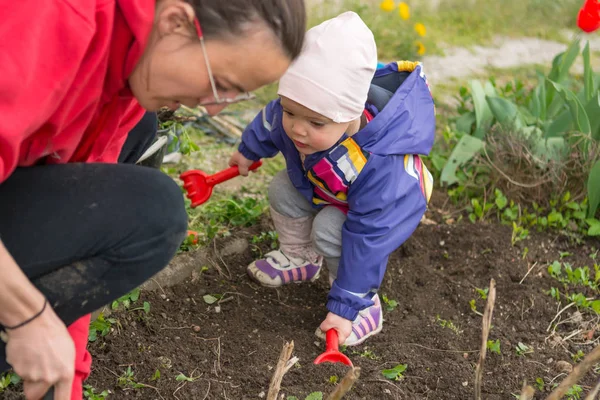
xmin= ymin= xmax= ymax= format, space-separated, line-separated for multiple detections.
xmin=228 ymin=151 xmax=256 ymax=176
xmin=319 ymin=312 xmax=353 ymax=345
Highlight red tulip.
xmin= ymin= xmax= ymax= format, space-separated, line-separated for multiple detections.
xmin=578 ymin=0 xmax=600 ymax=33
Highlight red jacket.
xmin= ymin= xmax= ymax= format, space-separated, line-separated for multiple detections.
xmin=0 ymin=0 xmax=154 ymax=183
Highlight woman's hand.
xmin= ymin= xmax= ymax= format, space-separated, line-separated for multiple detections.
xmin=319 ymin=312 xmax=353 ymax=345
xmin=5 ymin=305 xmax=75 ymax=400
xmin=228 ymin=151 xmax=256 ymax=176
xmin=0 ymin=242 xmax=74 ymax=400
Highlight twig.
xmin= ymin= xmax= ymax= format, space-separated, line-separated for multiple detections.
xmin=586 ymin=379 xmax=600 ymax=400
xmin=214 ymin=241 xmax=233 ymax=279
xmin=202 ymin=381 xmax=211 ymax=400
xmin=150 ymin=278 xmax=167 ymax=295
xmin=267 ymin=341 xmax=296 ymax=400
xmin=519 ymin=262 xmax=538 ymax=284
xmin=326 ymin=367 xmax=361 ymax=400
xmin=547 ymin=302 xmax=577 ymax=332
xmin=482 ymin=144 xmax=544 ymax=188
xmin=547 ymin=345 xmax=600 ymax=400
xmin=474 ymin=278 xmax=497 ymax=400
xmin=519 ymin=382 xmax=535 ymax=400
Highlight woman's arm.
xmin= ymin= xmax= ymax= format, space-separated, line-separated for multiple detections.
xmin=0 ymin=241 xmax=75 ymax=400
xmin=0 ymin=241 xmax=46 ymax=326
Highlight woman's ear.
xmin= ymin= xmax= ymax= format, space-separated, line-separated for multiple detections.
xmin=156 ymin=1 xmax=196 ymax=37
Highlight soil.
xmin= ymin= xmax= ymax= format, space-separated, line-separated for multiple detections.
xmin=4 ymin=193 xmax=600 ymax=400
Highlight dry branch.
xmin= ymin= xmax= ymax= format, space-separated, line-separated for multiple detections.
xmin=326 ymin=367 xmax=361 ymax=400
xmin=547 ymin=345 xmax=600 ymax=400
xmin=520 ymin=383 xmax=535 ymax=400
xmin=474 ymin=278 xmax=497 ymax=400
xmin=267 ymin=341 xmax=297 ymax=400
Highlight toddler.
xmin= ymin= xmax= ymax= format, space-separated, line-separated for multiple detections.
xmin=229 ymin=11 xmax=435 ymax=345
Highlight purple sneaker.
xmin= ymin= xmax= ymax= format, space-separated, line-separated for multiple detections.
xmin=247 ymin=250 xmax=322 ymax=287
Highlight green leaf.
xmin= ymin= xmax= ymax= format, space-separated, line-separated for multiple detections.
xmin=130 ymin=288 xmax=140 ymax=302
xmin=582 ymin=42 xmax=596 ymax=103
xmin=176 ymin=373 xmax=193 ymax=382
xmin=545 ymin=109 xmax=573 ymax=138
xmin=588 ymin=160 xmax=600 ymax=218
xmin=203 ymin=295 xmax=219 ymax=305
xmin=534 ymin=72 xmax=547 ymax=120
xmin=486 ymin=96 xmax=522 ymax=128
xmin=471 ymin=80 xmax=494 ymax=139
xmin=587 ymin=219 xmax=600 ymax=236
xmin=441 ymin=135 xmax=484 ymax=185
xmin=143 ymin=301 xmax=150 ymax=314
xmin=287 ymin=397 xmax=299 ymax=400
xmin=585 ymin=92 xmax=600 ymax=141
xmin=549 ymin=80 xmax=591 ymax=135
xmin=455 ymin=111 xmax=476 ymax=134
xmin=549 ymin=39 xmax=580 ymax=84
xmin=382 ymin=364 xmax=408 ymax=380
xmin=305 ymin=392 xmax=324 ymax=400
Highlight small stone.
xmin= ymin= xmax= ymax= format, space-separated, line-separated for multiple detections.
xmin=258 ymin=391 xmax=265 ymax=398
xmin=161 ymin=313 xmax=167 ymax=319
xmin=555 ymin=360 xmax=573 ymax=373
xmin=175 ymin=336 xmax=180 ymax=340
xmin=193 ymin=325 xmax=201 ymax=332
xmin=383 ymin=389 xmax=391 ymax=395
xmin=252 ymin=329 xmax=258 ymax=334
xmin=440 ymin=240 xmax=445 ymax=246
xmin=160 ymin=294 xmax=167 ymax=300
xmin=462 ymin=381 xmax=468 ymax=387
xmin=215 ymin=305 xmax=221 ymax=313
xmin=463 ymin=353 xmax=469 ymax=359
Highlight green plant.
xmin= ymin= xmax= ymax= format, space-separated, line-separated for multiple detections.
xmin=511 ymin=222 xmax=530 ymax=245
xmin=89 ymin=313 xmax=118 ymax=342
xmin=129 ymin=301 xmax=151 ymax=315
xmin=475 ymin=287 xmax=489 ymax=300
xmin=117 ymin=367 xmax=146 ymax=390
xmin=112 ymin=288 xmax=141 ymax=311
xmin=572 ymin=350 xmax=585 ymax=363
xmin=150 ymin=369 xmax=161 ymax=381
xmin=328 ymin=375 xmax=338 ymax=385
xmin=0 ymin=371 xmax=20 ymax=393
xmin=287 ymin=393 xmax=324 ymax=400
xmin=351 ymin=348 xmax=380 ymax=360
xmin=535 ymin=377 xmax=545 ymax=392
xmin=382 ymin=294 xmax=399 ymax=311
xmin=382 ymin=364 xmax=408 ymax=380
xmin=515 ymin=342 xmax=533 ymax=356
xmin=251 ymin=231 xmax=279 ymax=257
xmin=565 ymin=384 xmax=583 ymax=399
xmin=486 ymin=339 xmax=501 ymax=355
xmin=83 ymin=385 xmax=110 ymax=400
xmin=175 ymin=372 xmax=201 ymax=382
xmin=469 ymin=299 xmax=483 ymax=316
xmin=435 ymin=315 xmax=462 ymax=335
xmin=441 ymin=39 xmax=600 ymax=225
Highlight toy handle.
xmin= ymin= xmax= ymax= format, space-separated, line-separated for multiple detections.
xmin=207 ymin=160 xmax=262 ymax=186
xmin=325 ymin=329 xmax=340 ymax=352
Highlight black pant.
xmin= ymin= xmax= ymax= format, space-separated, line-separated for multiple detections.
xmin=0 ymin=112 xmax=187 ymax=371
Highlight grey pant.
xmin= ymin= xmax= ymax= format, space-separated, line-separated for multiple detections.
xmin=268 ymin=171 xmax=346 ymax=278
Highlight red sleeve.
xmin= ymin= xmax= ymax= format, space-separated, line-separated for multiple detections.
xmin=0 ymin=1 xmax=93 ymax=183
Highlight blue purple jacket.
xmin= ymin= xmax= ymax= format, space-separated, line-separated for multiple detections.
xmin=238 ymin=62 xmax=435 ymax=320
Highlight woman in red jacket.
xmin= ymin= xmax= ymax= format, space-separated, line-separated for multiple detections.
xmin=0 ymin=0 xmax=306 ymax=399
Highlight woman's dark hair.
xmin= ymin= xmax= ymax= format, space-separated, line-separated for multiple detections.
xmin=189 ymin=0 xmax=306 ymax=60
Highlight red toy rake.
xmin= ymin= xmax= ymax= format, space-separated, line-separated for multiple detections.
xmin=314 ymin=330 xmax=353 ymax=367
xmin=180 ymin=161 xmax=262 ymax=208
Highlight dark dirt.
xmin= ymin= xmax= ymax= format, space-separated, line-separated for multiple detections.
xmin=4 ymin=195 xmax=600 ymax=400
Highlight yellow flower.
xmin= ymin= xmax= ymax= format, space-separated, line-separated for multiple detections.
xmin=398 ymin=2 xmax=410 ymax=20
xmin=380 ymin=0 xmax=395 ymax=12
xmin=415 ymin=41 xmax=426 ymax=56
xmin=414 ymin=22 xmax=426 ymax=37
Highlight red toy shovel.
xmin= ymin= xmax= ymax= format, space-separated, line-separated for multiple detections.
xmin=314 ymin=330 xmax=353 ymax=367
xmin=180 ymin=160 xmax=262 ymax=208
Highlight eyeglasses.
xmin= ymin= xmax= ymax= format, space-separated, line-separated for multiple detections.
xmin=193 ymin=19 xmax=256 ymax=106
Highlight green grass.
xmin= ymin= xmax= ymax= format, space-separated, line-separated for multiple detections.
xmin=308 ymin=0 xmax=583 ymax=60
